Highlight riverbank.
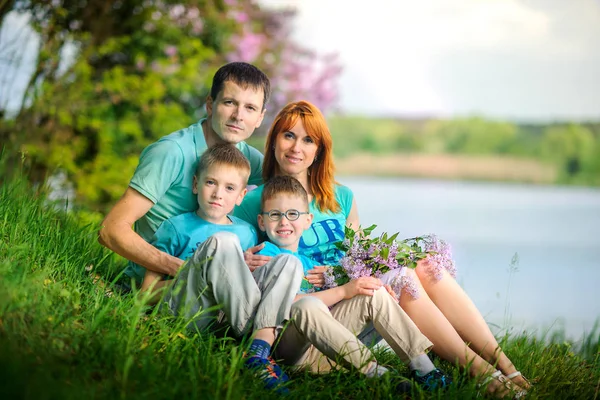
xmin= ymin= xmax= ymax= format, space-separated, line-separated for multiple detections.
xmin=335 ymin=152 xmax=557 ymax=184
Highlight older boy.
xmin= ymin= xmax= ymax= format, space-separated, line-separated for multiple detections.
xmin=256 ymin=176 xmax=452 ymax=392
xmin=98 ymin=62 xmax=270 ymax=285
xmin=147 ymin=145 xmax=303 ymax=393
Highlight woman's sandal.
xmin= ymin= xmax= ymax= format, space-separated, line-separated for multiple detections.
xmin=505 ymin=371 xmax=532 ymax=390
xmin=478 ymin=370 xmax=527 ymax=399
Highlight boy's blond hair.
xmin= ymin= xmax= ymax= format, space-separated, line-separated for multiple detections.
xmin=196 ymin=144 xmax=251 ymax=182
xmin=261 ymin=176 xmax=308 ymax=210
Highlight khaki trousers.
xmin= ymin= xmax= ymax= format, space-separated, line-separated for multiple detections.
xmin=166 ymin=232 xmax=304 ymax=337
xmin=274 ymin=287 xmax=433 ymax=374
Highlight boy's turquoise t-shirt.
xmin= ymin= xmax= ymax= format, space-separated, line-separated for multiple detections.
xmin=257 ymin=242 xmax=319 ymax=294
xmin=234 ymin=184 xmax=354 ymax=266
xmin=126 ymin=212 xmax=258 ymax=282
xmin=124 ymin=118 xmax=263 ymax=282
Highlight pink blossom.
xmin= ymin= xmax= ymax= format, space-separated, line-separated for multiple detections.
xmin=164 ymin=45 xmax=177 ymax=57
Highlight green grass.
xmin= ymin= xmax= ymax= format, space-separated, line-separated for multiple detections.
xmin=0 ymin=172 xmax=599 ymax=399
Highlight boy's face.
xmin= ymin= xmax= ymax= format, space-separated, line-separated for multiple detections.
xmin=193 ymin=164 xmax=248 ymax=224
xmin=206 ymin=80 xmax=265 ymax=145
xmin=258 ymin=194 xmax=313 ymax=252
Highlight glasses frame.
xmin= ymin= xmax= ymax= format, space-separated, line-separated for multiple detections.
xmin=261 ymin=209 xmax=310 ymax=222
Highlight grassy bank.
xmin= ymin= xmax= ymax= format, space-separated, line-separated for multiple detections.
xmin=0 ymin=174 xmax=598 ymax=399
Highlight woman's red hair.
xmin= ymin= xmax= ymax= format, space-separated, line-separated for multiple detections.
xmin=262 ymin=101 xmax=339 ymax=213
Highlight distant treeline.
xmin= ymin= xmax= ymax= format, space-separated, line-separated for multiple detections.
xmin=326 ymin=116 xmax=600 ymax=186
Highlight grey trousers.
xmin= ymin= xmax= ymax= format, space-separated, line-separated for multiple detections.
xmin=165 ymin=232 xmax=304 ymax=337
xmin=274 ymin=287 xmax=433 ymax=374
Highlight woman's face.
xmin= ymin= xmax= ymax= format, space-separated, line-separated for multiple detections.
xmin=274 ymin=120 xmax=319 ymax=178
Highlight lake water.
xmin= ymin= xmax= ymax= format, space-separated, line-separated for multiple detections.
xmin=338 ymin=176 xmax=600 ymax=342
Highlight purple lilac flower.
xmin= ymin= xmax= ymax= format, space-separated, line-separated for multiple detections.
xmin=390 ymin=273 xmax=420 ymax=300
xmin=422 ymin=234 xmax=457 ymax=281
xmin=323 ymin=268 xmax=338 ymax=289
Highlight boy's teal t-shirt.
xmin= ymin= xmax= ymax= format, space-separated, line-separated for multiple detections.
xmin=234 ymin=183 xmax=354 ymax=267
xmin=124 ymin=118 xmax=263 ymax=282
xmin=127 ymin=212 xmax=258 ymax=282
xmin=257 ymin=242 xmax=319 ymax=294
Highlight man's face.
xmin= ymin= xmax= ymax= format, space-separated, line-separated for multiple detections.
xmin=258 ymin=194 xmax=313 ymax=252
xmin=193 ymin=164 xmax=248 ymax=224
xmin=206 ymin=80 xmax=266 ymax=144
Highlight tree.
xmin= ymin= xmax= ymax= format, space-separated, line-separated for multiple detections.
xmin=0 ymin=0 xmax=341 ymax=210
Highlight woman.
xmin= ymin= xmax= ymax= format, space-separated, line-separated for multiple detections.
xmin=234 ymin=100 xmax=531 ymax=398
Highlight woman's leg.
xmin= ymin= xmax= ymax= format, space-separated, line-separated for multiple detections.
xmin=414 ymin=263 xmax=530 ymax=389
xmin=399 ymin=269 xmax=520 ymax=396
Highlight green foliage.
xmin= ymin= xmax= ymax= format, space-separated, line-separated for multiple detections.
xmin=1 ymin=168 xmax=599 ymax=399
xmin=539 ymin=124 xmax=597 ymax=183
xmin=328 ymin=114 xmax=600 ymax=186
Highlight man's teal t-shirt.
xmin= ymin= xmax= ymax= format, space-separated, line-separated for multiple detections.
xmin=126 ymin=213 xmax=258 ymax=282
xmin=233 ymin=184 xmax=354 ymax=267
xmin=257 ymin=242 xmax=319 ymax=294
xmin=124 ymin=118 xmax=263 ymax=282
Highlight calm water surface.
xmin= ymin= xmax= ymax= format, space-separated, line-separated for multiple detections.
xmin=338 ymin=177 xmax=600 ymax=341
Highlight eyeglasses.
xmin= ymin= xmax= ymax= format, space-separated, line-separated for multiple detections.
xmin=261 ymin=209 xmax=309 ymax=221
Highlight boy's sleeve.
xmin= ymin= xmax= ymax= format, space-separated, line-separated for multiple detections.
xmin=130 ymin=139 xmax=185 ymax=204
xmin=150 ymin=220 xmax=183 ymax=259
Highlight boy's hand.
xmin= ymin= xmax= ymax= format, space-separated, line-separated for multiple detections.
xmin=384 ymin=284 xmax=399 ymax=302
xmin=306 ymin=266 xmax=328 ymax=287
xmin=342 ymin=277 xmax=383 ymax=300
xmin=244 ymin=243 xmax=271 ymax=272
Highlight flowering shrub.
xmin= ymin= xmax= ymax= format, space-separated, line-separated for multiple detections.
xmin=323 ymin=225 xmax=456 ymax=299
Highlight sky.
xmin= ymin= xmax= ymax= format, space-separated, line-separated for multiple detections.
xmin=261 ymin=0 xmax=600 ymax=122
xmin=2 ymin=1 xmax=599 ymax=122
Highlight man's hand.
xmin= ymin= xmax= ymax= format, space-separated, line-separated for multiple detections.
xmin=244 ymin=243 xmax=271 ymax=272
xmin=342 ymin=277 xmax=383 ymax=300
xmin=306 ymin=265 xmax=328 ymax=288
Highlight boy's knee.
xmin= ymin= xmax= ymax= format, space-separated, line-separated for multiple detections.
xmin=291 ymin=296 xmax=327 ymax=320
xmin=194 ymin=231 xmax=240 ymax=255
xmin=209 ymin=231 xmax=240 ymax=246
xmin=270 ymin=253 xmax=303 ymax=276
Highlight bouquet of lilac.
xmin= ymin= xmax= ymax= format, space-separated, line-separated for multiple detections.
xmin=323 ymin=224 xmax=456 ymax=299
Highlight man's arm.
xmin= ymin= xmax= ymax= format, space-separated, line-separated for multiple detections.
xmin=98 ymin=187 xmax=184 ymax=276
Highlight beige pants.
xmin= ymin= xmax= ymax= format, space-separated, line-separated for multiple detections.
xmin=274 ymin=287 xmax=433 ymax=375
xmin=166 ymin=232 xmax=304 ymax=337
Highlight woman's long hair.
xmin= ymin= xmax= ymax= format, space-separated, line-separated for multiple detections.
xmin=263 ymin=101 xmax=339 ymax=213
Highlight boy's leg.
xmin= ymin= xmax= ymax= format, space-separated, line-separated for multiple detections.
xmin=330 ymin=287 xmax=433 ymax=363
xmin=243 ymin=254 xmax=304 ymax=394
xmin=165 ymin=232 xmax=261 ymax=336
xmin=251 ymin=254 xmax=304 ymax=334
xmin=275 ymin=296 xmax=387 ymax=376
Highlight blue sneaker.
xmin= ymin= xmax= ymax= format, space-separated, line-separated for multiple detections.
xmin=245 ymin=355 xmax=290 ymax=394
xmin=411 ymin=368 xmax=453 ymax=391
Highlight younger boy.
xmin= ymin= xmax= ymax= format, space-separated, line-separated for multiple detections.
xmin=145 ymin=145 xmax=304 ymax=393
xmin=257 ymin=176 xmax=452 ymax=392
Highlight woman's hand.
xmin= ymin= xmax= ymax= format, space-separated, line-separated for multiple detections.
xmin=244 ymin=243 xmax=271 ymax=272
xmin=306 ymin=266 xmax=328 ymax=287
xmin=342 ymin=277 xmax=383 ymax=300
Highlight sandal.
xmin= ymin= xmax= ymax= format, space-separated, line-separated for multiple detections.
xmin=505 ymin=371 xmax=532 ymax=390
xmin=478 ymin=370 xmax=527 ymax=399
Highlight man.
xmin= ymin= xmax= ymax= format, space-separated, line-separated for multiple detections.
xmin=98 ymin=62 xmax=270 ymax=284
